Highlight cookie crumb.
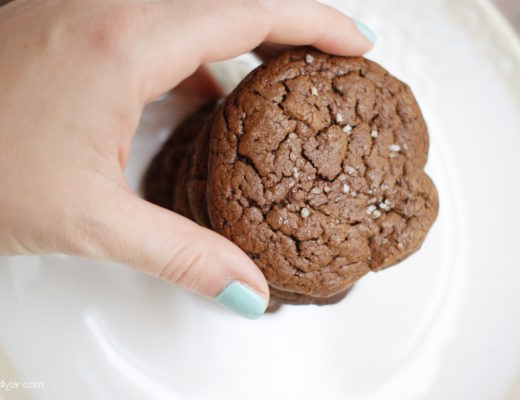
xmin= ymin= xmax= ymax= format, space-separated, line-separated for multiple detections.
xmin=336 ymin=113 xmax=344 ymax=123
xmin=342 ymin=184 xmax=350 ymax=194
xmin=311 ymin=86 xmax=319 ymax=96
xmin=351 ymin=191 xmax=357 ymax=197
xmin=301 ymin=208 xmax=311 ymax=218
xmin=389 ymin=144 xmax=401 ymax=152
xmin=397 ymin=242 xmax=404 ymax=249
xmin=290 ymin=152 xmax=297 ymax=161
xmin=289 ymin=132 xmax=297 ymax=140
xmin=342 ymin=124 xmax=352 ymax=135
xmin=305 ymin=54 xmax=314 ymax=64
xmin=371 ymin=130 xmax=379 ymax=138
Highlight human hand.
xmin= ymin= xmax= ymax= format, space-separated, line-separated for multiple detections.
xmin=0 ymin=0 xmax=375 ymax=318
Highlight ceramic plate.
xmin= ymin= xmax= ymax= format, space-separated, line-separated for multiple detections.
xmin=1 ymin=0 xmax=520 ymax=398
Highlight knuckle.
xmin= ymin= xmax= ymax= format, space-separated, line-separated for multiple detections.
xmin=159 ymin=241 xmax=210 ymax=288
xmin=87 ymin=5 xmax=136 ymax=58
xmin=242 ymin=0 xmax=272 ymax=16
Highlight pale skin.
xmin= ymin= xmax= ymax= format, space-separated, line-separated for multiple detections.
xmin=0 ymin=0 xmax=373 ymax=314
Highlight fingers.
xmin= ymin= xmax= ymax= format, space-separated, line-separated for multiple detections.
xmin=137 ymin=0 xmax=375 ymax=100
xmin=77 ymin=184 xmax=269 ymax=319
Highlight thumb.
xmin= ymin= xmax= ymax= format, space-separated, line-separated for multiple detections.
xmin=81 ymin=184 xmax=269 ymax=319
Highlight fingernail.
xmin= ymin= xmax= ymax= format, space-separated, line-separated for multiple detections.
xmin=215 ymin=281 xmax=266 ymax=319
xmin=354 ymin=19 xmax=377 ymax=44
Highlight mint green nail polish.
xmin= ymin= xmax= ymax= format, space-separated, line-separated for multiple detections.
xmin=354 ymin=19 xmax=377 ymax=44
xmin=216 ymin=281 xmax=266 ymax=319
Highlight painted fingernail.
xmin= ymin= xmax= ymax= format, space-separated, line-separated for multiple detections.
xmin=354 ymin=19 xmax=377 ymax=44
xmin=215 ymin=281 xmax=266 ymax=319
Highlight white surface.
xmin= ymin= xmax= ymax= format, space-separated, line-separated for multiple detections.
xmin=1 ymin=0 xmax=520 ymax=399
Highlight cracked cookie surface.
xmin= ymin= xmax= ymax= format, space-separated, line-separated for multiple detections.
xmin=207 ymin=49 xmax=439 ymax=299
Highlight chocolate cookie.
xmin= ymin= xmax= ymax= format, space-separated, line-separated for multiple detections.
xmin=207 ymin=49 xmax=439 ymax=301
xmin=142 ymin=103 xmax=214 ymax=211
xmin=186 ymin=105 xmax=221 ymax=226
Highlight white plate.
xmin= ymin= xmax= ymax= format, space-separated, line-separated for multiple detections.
xmin=2 ymin=0 xmax=520 ymax=399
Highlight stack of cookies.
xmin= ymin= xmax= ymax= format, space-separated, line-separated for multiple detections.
xmin=143 ymin=49 xmax=439 ymax=306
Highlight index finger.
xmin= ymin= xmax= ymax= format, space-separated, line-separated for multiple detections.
xmin=138 ymin=0 xmax=375 ymax=101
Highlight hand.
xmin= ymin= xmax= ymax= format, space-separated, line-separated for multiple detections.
xmin=0 ymin=0 xmax=374 ymax=318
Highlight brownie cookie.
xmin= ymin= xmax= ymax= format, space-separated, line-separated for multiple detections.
xmin=207 ymin=48 xmax=439 ymax=301
xmin=143 ymin=103 xmax=214 ymax=211
xmin=172 ymin=145 xmax=196 ymax=219
xmin=185 ymin=133 xmax=348 ymax=307
xmin=186 ymin=105 xmax=221 ymax=226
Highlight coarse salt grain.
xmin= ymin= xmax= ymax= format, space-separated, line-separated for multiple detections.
xmin=342 ymin=184 xmax=350 ymax=194
xmin=339 ymin=174 xmax=346 ymax=181
xmin=371 ymin=130 xmax=379 ymax=138
xmin=366 ymin=205 xmax=377 ymax=215
xmin=343 ymin=124 xmax=352 ymax=134
xmin=379 ymin=201 xmax=391 ymax=211
xmin=305 ymin=54 xmax=314 ymax=64
xmin=368 ymin=197 xmax=377 ymax=204
xmin=351 ymin=191 xmax=357 ymax=197
xmin=336 ymin=113 xmax=344 ymax=123
xmin=389 ymin=144 xmax=401 ymax=152
xmin=372 ymin=209 xmax=382 ymax=219
xmin=290 ymin=153 xmax=297 ymax=161
xmin=292 ymin=167 xmax=299 ymax=179
xmin=311 ymin=86 xmax=319 ymax=96
xmin=345 ymin=165 xmax=356 ymax=176
xmin=311 ymin=187 xmax=321 ymax=195
xmin=324 ymin=185 xmax=331 ymax=193
xmin=301 ymin=208 xmax=311 ymax=218
xmin=289 ymin=133 xmax=297 ymax=140
xmin=398 ymin=242 xmax=404 ymax=249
